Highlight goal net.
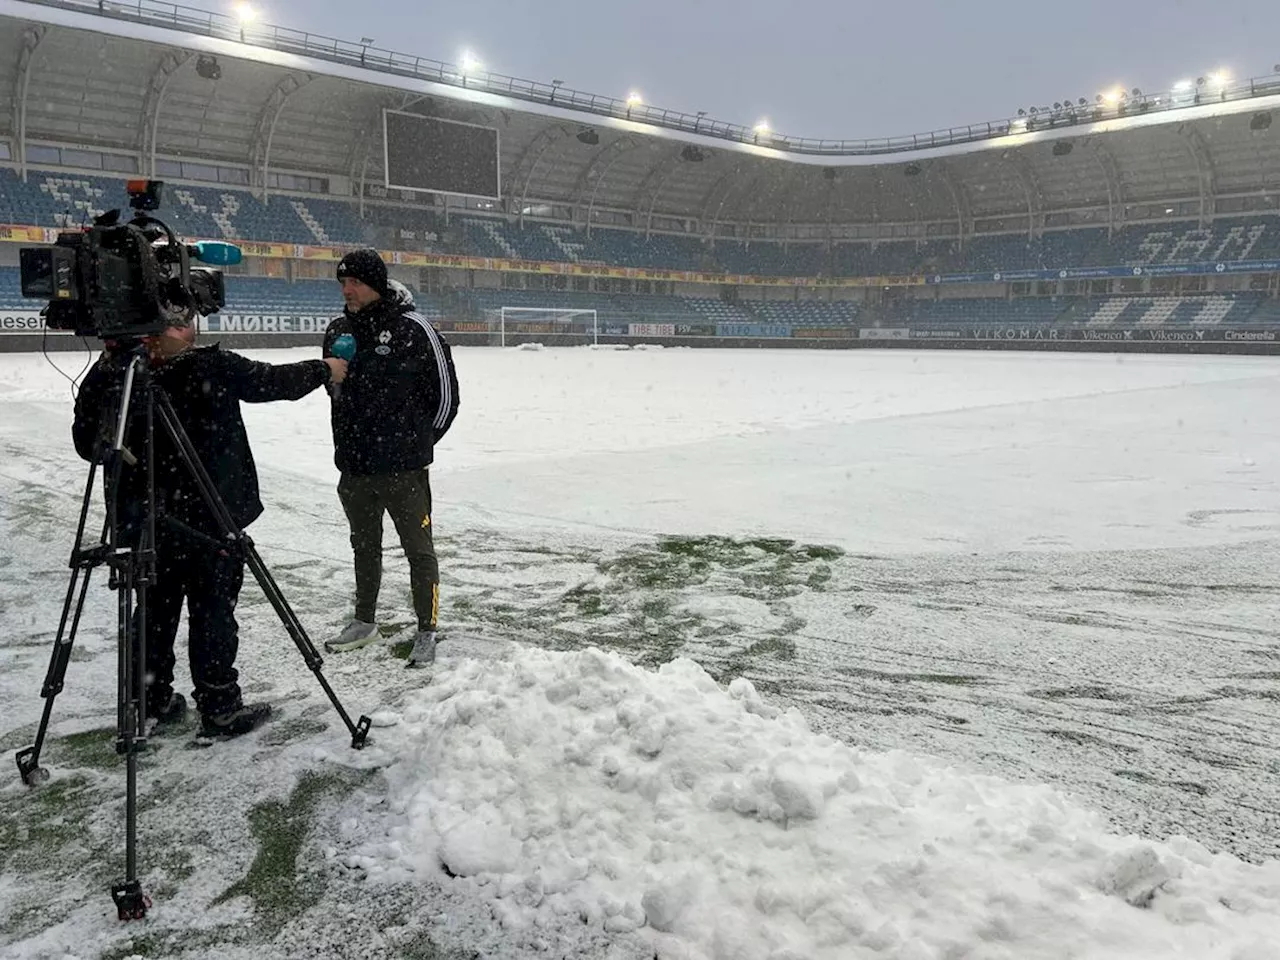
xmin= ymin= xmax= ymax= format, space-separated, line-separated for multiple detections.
xmin=484 ymin=306 xmax=600 ymax=346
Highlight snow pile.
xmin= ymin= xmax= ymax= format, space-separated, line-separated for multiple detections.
xmin=360 ymin=647 xmax=1280 ymax=959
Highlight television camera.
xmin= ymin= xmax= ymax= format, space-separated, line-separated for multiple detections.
xmin=17 ymin=179 xmax=241 ymax=339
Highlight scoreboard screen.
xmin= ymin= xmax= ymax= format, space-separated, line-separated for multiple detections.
xmin=383 ymin=110 xmax=500 ymax=200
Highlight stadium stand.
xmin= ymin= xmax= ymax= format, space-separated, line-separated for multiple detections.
xmin=221 ymin=277 xmax=444 ymax=324
xmin=4 ymin=169 xmax=1280 ymax=279
xmin=0 ymin=260 xmax=1273 ymax=334
xmin=882 ymin=298 xmax=1073 ymax=327
xmin=0 ymin=169 xmax=366 ymax=247
xmin=0 ymin=267 xmax=443 ymax=324
xmin=455 ymin=287 xmax=707 ymax=325
xmin=0 ymin=266 xmax=23 ymax=309
xmin=436 ymin=216 xmax=1280 ymax=276
xmin=1065 ymin=294 xmax=1263 ymax=328
xmin=748 ymin=300 xmax=861 ymax=326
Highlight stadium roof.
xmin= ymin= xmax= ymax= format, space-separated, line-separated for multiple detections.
xmin=2 ymin=0 xmax=1279 ymax=232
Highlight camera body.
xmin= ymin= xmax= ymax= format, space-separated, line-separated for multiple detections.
xmin=18 ymin=180 xmax=238 ymax=340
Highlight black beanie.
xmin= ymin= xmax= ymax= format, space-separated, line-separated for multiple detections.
xmin=336 ymin=247 xmax=388 ymax=295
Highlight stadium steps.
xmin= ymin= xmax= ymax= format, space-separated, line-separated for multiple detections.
xmin=290 ymin=200 xmax=330 ymax=244
xmin=1136 ymin=298 xmax=1182 ymax=326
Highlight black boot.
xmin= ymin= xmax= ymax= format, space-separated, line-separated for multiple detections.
xmin=199 ymin=702 xmax=272 ymax=739
xmin=146 ymin=691 xmax=187 ymax=726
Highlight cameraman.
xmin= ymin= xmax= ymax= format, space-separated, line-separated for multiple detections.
xmin=72 ymin=316 xmax=347 ymax=739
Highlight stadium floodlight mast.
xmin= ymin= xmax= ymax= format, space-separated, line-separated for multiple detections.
xmin=459 ymin=49 xmax=483 ymax=83
xmin=626 ymin=91 xmax=643 ymax=118
xmin=752 ymin=119 xmax=771 ymax=143
xmin=234 ymin=1 xmax=256 ymax=41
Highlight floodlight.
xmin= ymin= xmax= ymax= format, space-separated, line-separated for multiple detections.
xmin=460 ymin=50 xmax=483 ymax=75
xmin=234 ymin=2 xmax=256 ymax=23
xmin=753 ymin=119 xmax=771 ymax=136
xmin=626 ymin=91 xmax=643 ymax=107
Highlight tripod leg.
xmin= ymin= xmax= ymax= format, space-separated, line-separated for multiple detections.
xmin=151 ymin=386 xmax=371 ymax=749
xmin=15 ymin=563 xmax=95 ymax=785
xmin=108 ymin=363 xmax=154 ymax=921
xmin=16 ymin=461 xmax=104 ymax=785
xmin=243 ymin=546 xmax=371 ymax=748
xmin=109 ymin=567 xmax=150 ymax=920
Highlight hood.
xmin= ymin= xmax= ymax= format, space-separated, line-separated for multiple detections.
xmin=387 ymin=279 xmax=416 ymax=309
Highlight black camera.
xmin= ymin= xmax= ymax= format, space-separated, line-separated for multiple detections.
xmin=18 ymin=180 xmax=241 ymax=339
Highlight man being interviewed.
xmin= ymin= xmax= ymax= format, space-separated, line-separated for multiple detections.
xmin=322 ymin=249 xmax=459 ymax=666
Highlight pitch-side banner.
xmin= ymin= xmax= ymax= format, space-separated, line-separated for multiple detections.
xmin=0 ymin=310 xmax=51 ymax=333
xmin=202 ymin=315 xmax=330 ymax=333
xmin=927 ymin=260 xmax=1280 ymax=284
xmin=883 ymin=326 xmax=1280 ymax=343
xmin=0 ymin=312 xmax=327 ymax=335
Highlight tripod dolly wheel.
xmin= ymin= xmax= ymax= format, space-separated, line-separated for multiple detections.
xmin=15 ymin=747 xmax=50 ymax=787
xmin=111 ymin=880 xmax=151 ymax=921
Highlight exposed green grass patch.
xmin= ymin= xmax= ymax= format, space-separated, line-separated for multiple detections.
xmin=213 ymin=769 xmax=374 ymax=937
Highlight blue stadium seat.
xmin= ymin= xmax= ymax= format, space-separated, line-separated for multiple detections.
xmin=743 ymin=300 xmax=860 ymax=325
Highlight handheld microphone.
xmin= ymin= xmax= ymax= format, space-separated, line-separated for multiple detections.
xmin=187 ymin=241 xmax=243 ymax=265
xmin=329 ymin=333 xmax=356 ymax=398
xmin=332 ymin=334 xmax=356 ymax=361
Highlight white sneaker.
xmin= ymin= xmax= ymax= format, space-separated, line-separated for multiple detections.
xmin=325 ymin=619 xmax=378 ymax=653
xmin=406 ymin=630 xmax=436 ymax=668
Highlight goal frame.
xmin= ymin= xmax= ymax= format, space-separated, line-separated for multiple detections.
xmin=491 ymin=306 xmax=599 ymax=347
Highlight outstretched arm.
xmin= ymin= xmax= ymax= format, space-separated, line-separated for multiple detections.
xmin=219 ymin=349 xmax=334 ymax=403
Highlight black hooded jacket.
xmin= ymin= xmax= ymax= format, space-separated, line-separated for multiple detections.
xmin=72 ymin=344 xmax=332 ymax=535
xmin=322 ymin=286 xmax=459 ymax=477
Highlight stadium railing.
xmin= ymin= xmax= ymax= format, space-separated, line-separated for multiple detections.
xmin=31 ymin=0 xmax=1280 ymax=158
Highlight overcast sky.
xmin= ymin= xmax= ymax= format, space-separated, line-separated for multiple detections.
xmin=260 ymin=0 xmax=1273 ymax=139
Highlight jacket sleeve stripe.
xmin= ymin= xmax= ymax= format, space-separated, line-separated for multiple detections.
xmin=408 ymin=312 xmax=453 ymax=430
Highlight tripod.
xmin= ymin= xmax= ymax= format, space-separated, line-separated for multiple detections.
xmin=14 ymin=341 xmax=372 ymax=920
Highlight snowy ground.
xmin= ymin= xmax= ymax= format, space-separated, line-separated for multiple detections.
xmin=1 ymin=344 xmax=1279 ymax=959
